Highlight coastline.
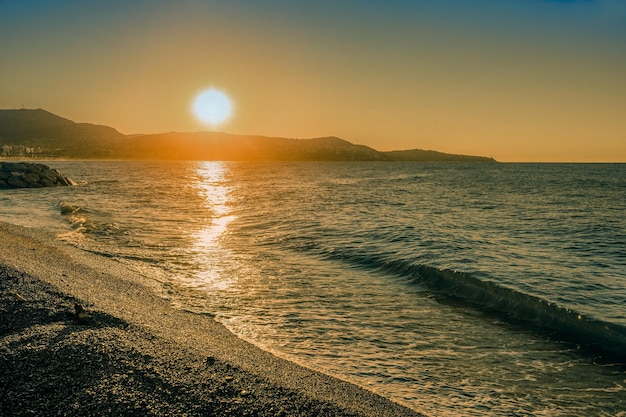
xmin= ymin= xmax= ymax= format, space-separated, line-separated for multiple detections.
xmin=0 ymin=222 xmax=424 ymax=416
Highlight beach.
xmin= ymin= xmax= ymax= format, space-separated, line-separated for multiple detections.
xmin=2 ymin=161 xmax=624 ymax=416
xmin=0 ymin=222 xmax=423 ymax=417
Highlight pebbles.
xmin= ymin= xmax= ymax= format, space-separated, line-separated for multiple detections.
xmin=0 ymin=265 xmax=398 ymax=417
xmin=0 ymin=223 xmax=424 ymax=417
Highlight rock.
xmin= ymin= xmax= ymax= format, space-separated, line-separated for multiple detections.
xmin=6 ymin=175 xmax=28 ymax=188
xmin=26 ymin=164 xmax=42 ymax=174
xmin=11 ymin=292 xmax=26 ymax=302
xmin=3 ymin=162 xmax=26 ymax=172
xmin=0 ymin=162 xmax=76 ymax=189
xmin=23 ymin=172 xmax=40 ymax=185
xmin=55 ymin=172 xmax=72 ymax=186
xmin=39 ymin=178 xmax=55 ymax=187
xmin=41 ymin=168 xmax=59 ymax=183
xmin=74 ymin=303 xmax=91 ymax=321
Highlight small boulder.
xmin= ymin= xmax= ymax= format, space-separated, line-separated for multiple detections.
xmin=23 ymin=172 xmax=41 ymax=185
xmin=40 ymin=178 xmax=55 ymax=187
xmin=6 ymin=175 xmax=28 ymax=188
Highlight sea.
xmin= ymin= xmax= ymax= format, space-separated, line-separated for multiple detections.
xmin=1 ymin=160 xmax=625 ymax=416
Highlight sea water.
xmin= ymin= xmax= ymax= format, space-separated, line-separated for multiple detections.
xmin=1 ymin=161 xmax=624 ymax=416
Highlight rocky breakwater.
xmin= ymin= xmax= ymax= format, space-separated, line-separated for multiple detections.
xmin=0 ymin=162 xmax=76 ymax=188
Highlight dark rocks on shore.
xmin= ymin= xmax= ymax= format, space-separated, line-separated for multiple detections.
xmin=0 ymin=162 xmax=75 ymax=189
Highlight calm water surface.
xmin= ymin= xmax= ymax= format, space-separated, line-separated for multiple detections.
xmin=1 ymin=161 xmax=625 ymax=416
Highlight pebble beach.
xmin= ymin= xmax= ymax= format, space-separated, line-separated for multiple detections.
xmin=0 ymin=222 xmax=423 ymax=417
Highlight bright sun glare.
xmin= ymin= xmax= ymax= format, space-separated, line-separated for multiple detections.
xmin=192 ymin=88 xmax=233 ymax=127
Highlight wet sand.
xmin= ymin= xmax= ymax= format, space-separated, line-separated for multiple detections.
xmin=0 ymin=222 xmax=425 ymax=416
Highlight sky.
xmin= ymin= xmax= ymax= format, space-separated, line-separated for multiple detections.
xmin=1 ymin=0 xmax=625 ymax=162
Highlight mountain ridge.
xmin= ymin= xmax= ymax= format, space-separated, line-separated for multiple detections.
xmin=0 ymin=108 xmax=496 ymax=162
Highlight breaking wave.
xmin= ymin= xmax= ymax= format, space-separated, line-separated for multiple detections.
xmin=316 ymin=246 xmax=626 ymax=361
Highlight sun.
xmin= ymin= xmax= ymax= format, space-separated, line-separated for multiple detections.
xmin=192 ymin=88 xmax=233 ymax=127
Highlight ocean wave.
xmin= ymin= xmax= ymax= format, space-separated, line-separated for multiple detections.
xmin=58 ymin=201 xmax=96 ymax=234
xmin=316 ymin=247 xmax=626 ymax=361
xmin=58 ymin=201 xmax=121 ymax=237
xmin=58 ymin=201 xmax=82 ymax=215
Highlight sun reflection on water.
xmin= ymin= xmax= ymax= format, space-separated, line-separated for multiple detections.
xmin=190 ymin=161 xmax=236 ymax=291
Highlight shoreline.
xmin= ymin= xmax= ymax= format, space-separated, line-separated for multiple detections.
xmin=0 ymin=222 xmax=424 ymax=416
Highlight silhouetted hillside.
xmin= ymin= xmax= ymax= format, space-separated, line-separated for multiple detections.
xmin=384 ymin=149 xmax=496 ymax=163
xmin=0 ymin=108 xmax=496 ymax=162
xmin=0 ymin=109 xmax=126 ymax=157
xmin=122 ymin=132 xmax=387 ymax=161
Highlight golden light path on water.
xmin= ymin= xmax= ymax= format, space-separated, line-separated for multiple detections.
xmin=190 ymin=162 xmax=237 ymax=291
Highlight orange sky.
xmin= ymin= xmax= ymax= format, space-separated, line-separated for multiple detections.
xmin=1 ymin=0 xmax=625 ymax=162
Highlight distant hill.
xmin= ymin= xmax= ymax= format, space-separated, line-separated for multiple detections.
xmin=384 ymin=148 xmax=495 ymax=163
xmin=0 ymin=108 xmax=126 ymax=158
xmin=0 ymin=108 xmax=496 ymax=162
xmin=122 ymin=132 xmax=388 ymax=161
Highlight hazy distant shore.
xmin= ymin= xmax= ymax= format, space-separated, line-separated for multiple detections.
xmin=0 ymin=222 xmax=423 ymax=417
xmin=0 ymin=108 xmax=496 ymax=163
